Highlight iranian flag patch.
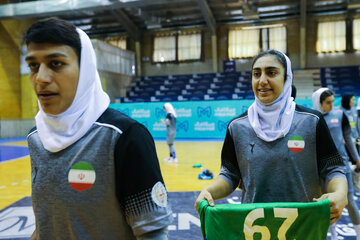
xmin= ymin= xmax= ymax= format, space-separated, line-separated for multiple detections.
xmin=288 ymin=136 xmax=305 ymax=153
xmin=68 ymin=162 xmax=96 ymax=191
xmin=330 ymin=118 xmax=339 ymax=125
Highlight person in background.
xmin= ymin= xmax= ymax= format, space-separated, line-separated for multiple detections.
xmin=161 ymin=102 xmax=177 ymax=163
xmin=341 ymin=94 xmax=360 ymax=154
xmin=25 ymin=18 xmax=172 ymax=240
xmin=312 ymin=88 xmax=360 ymax=240
xmin=195 ymin=50 xmax=347 ymax=228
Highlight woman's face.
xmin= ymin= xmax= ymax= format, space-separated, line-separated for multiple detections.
xmin=321 ymin=95 xmax=334 ymax=113
xmin=350 ymin=96 xmax=355 ymax=108
xmin=252 ymin=55 xmax=285 ymax=104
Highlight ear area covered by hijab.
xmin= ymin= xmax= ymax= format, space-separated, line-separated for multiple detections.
xmin=164 ymin=102 xmax=177 ymax=118
xmin=312 ymin=88 xmax=329 ymax=114
xmin=247 ymin=51 xmax=296 ymax=142
xmin=34 ymin=28 xmax=110 ymax=152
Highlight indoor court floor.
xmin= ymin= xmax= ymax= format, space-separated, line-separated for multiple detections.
xmin=0 ymin=138 xmax=359 ymax=239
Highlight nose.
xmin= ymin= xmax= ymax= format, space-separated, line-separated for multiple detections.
xmin=35 ymin=64 xmax=52 ymax=84
xmin=259 ymin=72 xmax=268 ymax=85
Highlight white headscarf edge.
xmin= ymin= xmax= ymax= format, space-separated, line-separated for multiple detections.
xmin=311 ymin=87 xmax=329 ymax=114
xmin=164 ymin=102 xmax=177 ymax=118
xmin=247 ymin=50 xmax=296 ymax=142
xmin=35 ymin=28 xmax=110 ymax=152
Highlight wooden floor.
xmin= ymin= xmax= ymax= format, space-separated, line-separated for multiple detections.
xmin=0 ymin=139 xmax=223 ymax=209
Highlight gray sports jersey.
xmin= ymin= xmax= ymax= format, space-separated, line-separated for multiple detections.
xmin=165 ymin=113 xmax=176 ymax=145
xmin=28 ymin=108 xmax=172 ymax=240
xmin=219 ymin=105 xmax=346 ymax=204
xmin=341 ymin=106 xmax=359 ymax=139
xmin=323 ymin=109 xmax=360 ymax=169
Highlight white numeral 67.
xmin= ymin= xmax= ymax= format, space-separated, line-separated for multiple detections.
xmin=244 ymin=208 xmax=298 ymax=240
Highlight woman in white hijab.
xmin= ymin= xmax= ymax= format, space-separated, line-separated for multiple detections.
xmin=312 ymin=88 xmax=360 ymax=240
xmin=195 ymin=50 xmax=347 ymax=228
xmin=26 ymin=18 xmax=172 ymax=240
xmin=161 ymin=102 xmax=177 ymax=163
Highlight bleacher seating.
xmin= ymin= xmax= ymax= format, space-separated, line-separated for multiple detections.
xmin=320 ymin=66 xmax=360 ymax=96
xmin=121 ymin=71 xmax=253 ymax=102
xmin=120 ymin=66 xmax=360 ymax=103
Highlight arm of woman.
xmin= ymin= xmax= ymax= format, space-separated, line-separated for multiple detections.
xmin=313 ymin=177 xmax=348 ymax=225
xmin=195 ymin=126 xmax=240 ymax=211
xmin=195 ymin=177 xmax=232 ymax=211
xmin=315 ymin=115 xmax=348 ymax=225
xmin=342 ymin=113 xmax=360 ymax=169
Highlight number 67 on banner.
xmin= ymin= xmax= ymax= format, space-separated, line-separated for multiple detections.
xmin=244 ymin=208 xmax=298 ymax=240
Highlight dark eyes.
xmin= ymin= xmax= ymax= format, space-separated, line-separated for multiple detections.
xmin=28 ymin=62 xmax=39 ymax=71
xmin=27 ymin=61 xmax=64 ymax=72
xmin=252 ymin=70 xmax=278 ymax=78
xmin=50 ymin=61 xmax=63 ymax=68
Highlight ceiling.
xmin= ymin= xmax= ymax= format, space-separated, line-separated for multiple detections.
xmin=1 ymin=0 xmax=360 ymax=39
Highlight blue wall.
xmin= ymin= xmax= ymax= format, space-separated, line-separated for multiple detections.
xmin=110 ymin=97 xmax=343 ymax=140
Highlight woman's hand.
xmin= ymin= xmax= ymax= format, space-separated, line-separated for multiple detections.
xmin=195 ymin=189 xmax=215 ymax=212
xmin=313 ymin=177 xmax=348 ymax=225
xmin=313 ymin=192 xmax=348 ymax=225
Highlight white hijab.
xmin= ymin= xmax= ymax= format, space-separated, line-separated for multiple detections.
xmin=248 ymin=51 xmax=296 ymax=142
xmin=357 ymin=97 xmax=360 ymax=110
xmin=35 ymin=28 xmax=110 ymax=152
xmin=312 ymin=88 xmax=329 ymax=114
xmin=164 ymin=103 xmax=177 ymax=118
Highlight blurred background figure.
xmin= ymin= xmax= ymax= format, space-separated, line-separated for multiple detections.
xmin=161 ymin=103 xmax=177 ymax=163
xmin=313 ymin=88 xmax=360 ymax=240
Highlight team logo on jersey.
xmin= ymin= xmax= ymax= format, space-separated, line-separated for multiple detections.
xmin=330 ymin=117 xmax=339 ymax=125
xmin=288 ymin=136 xmax=305 ymax=153
xmin=68 ymin=162 xmax=96 ymax=191
xmin=151 ymin=182 xmax=167 ymax=207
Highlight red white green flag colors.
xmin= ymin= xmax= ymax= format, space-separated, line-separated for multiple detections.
xmin=287 ymin=136 xmax=305 ymax=153
xmin=68 ymin=162 xmax=96 ymax=191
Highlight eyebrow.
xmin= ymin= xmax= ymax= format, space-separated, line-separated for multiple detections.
xmin=25 ymin=53 xmax=68 ymax=61
xmin=253 ymin=66 xmax=281 ymax=71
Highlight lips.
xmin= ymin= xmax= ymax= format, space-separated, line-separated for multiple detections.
xmin=37 ymin=91 xmax=59 ymax=100
xmin=258 ymin=89 xmax=272 ymax=95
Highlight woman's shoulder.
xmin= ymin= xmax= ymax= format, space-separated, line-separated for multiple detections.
xmin=96 ymin=108 xmax=138 ymax=133
xmin=295 ymin=104 xmax=322 ymax=119
xmin=227 ymin=110 xmax=249 ymax=128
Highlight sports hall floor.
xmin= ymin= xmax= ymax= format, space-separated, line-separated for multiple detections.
xmin=0 ymin=138 xmax=359 ymax=240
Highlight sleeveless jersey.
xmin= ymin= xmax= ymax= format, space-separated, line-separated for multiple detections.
xmin=198 ymin=199 xmax=330 ymax=240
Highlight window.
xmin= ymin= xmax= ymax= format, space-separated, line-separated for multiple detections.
xmin=353 ymin=19 xmax=360 ymax=51
xmin=228 ymin=25 xmax=287 ymax=59
xmin=108 ymin=38 xmax=127 ymax=50
xmin=268 ymin=27 xmax=287 ymax=53
xmin=152 ymin=32 xmax=202 ymax=63
xmin=178 ymin=33 xmax=201 ymax=61
xmin=316 ymin=21 xmax=346 ymax=53
xmin=153 ymin=35 xmax=176 ymax=62
xmin=228 ymin=29 xmax=260 ymax=58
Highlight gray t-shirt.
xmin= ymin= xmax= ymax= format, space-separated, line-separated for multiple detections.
xmin=219 ymin=105 xmax=346 ymax=204
xmin=341 ymin=106 xmax=359 ymax=139
xmin=28 ymin=108 xmax=172 ymax=240
xmin=323 ymin=109 xmax=360 ymax=168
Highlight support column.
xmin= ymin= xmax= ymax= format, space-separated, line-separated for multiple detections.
xmin=135 ymin=41 xmax=142 ymax=77
xmin=300 ymin=0 xmax=307 ymax=68
xmin=211 ymin=35 xmax=218 ymax=73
